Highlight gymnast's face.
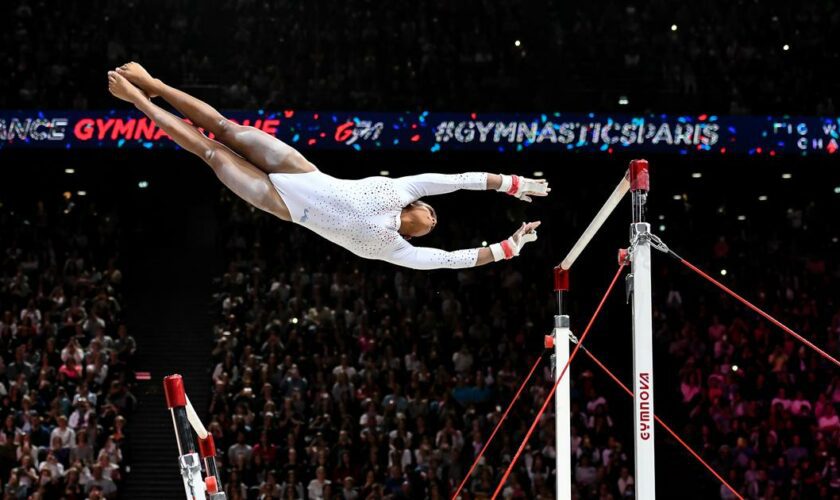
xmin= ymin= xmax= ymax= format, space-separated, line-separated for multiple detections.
xmin=401 ymin=202 xmax=437 ymax=238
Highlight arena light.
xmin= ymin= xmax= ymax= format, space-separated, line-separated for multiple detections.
xmin=758 ymin=195 xmax=768 ymax=201
xmin=481 ymin=240 xmax=488 ymax=247
xmin=737 ymin=215 xmax=746 ymax=221
xmin=658 ymin=214 xmax=665 ymax=220
xmin=672 ymin=194 xmax=682 ymax=200
xmin=781 ymin=173 xmax=792 ymax=179
xmin=77 ymin=190 xmax=87 ymax=197
xmin=691 ymin=172 xmax=702 ymax=178
xmin=720 ymin=269 xmax=728 ymax=276
xmin=514 ymin=40 xmax=521 ymax=47
xmin=138 ymin=180 xmax=149 ymax=189
xmin=380 ymin=170 xmax=390 ymax=176
xmin=533 ymin=171 xmax=544 ymax=177
xmin=732 ymin=365 xmax=739 ymax=372
xmin=618 ymin=96 xmax=629 ymax=106
xmin=783 ymin=44 xmax=790 ymax=51
xmin=64 ymin=168 xmax=75 ymax=174
xmin=834 ymin=186 xmax=840 ymax=194
xmin=671 ymin=24 xmax=678 ymax=32
xmin=658 ymin=224 xmax=666 ymax=231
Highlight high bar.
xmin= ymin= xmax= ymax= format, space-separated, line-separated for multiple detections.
xmin=559 ymin=170 xmax=631 ymax=270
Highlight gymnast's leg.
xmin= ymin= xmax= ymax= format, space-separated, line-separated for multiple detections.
xmin=115 ymin=62 xmax=316 ymax=175
xmin=107 ymin=71 xmax=291 ymax=221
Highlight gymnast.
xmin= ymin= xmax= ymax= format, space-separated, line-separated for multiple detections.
xmin=107 ymin=63 xmax=549 ymax=269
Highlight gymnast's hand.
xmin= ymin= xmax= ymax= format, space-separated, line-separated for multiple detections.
xmin=510 ymin=221 xmax=540 ymax=254
xmin=488 ymin=221 xmax=541 ymax=261
xmin=496 ymin=174 xmax=550 ymax=202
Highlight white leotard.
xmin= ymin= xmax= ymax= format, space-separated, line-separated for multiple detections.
xmin=268 ymin=171 xmax=488 ymax=269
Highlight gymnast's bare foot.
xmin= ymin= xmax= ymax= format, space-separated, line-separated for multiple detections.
xmin=108 ymin=71 xmax=148 ymax=105
xmin=116 ymin=61 xmax=162 ymax=97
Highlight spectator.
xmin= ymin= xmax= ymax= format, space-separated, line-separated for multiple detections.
xmin=228 ymin=431 xmax=253 ymax=464
xmin=51 ymin=416 xmax=76 ymax=449
xmin=86 ymin=465 xmax=117 ymax=499
xmin=306 ymin=466 xmax=331 ymax=499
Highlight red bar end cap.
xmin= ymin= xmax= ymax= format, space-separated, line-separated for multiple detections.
xmin=205 ymin=476 xmax=218 ymax=494
xmin=163 ymin=374 xmax=187 ymax=409
xmin=553 ymin=267 xmax=569 ymax=292
xmin=544 ymin=335 xmax=555 ymax=349
xmin=629 ymin=159 xmax=650 ymax=191
xmin=198 ymin=434 xmax=216 ymax=458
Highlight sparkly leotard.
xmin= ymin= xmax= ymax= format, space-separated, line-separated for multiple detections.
xmin=268 ymin=171 xmax=488 ymax=269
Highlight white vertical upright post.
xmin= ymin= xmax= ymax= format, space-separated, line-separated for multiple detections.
xmin=554 ymin=319 xmax=572 ymax=499
xmin=629 ymin=160 xmax=655 ymax=498
xmin=552 ymin=268 xmax=572 ymax=500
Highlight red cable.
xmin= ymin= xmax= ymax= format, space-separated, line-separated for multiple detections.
xmin=491 ymin=263 xmax=626 ymax=499
xmin=580 ymin=348 xmax=744 ymax=499
xmin=451 ymin=354 xmax=544 ymax=499
xmin=678 ymin=257 xmax=840 ymax=368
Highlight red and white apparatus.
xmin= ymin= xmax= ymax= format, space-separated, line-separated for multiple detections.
xmin=163 ymin=374 xmax=226 ymax=500
xmin=627 ymin=159 xmax=656 ymax=498
xmin=452 ymin=157 xmax=837 ymax=499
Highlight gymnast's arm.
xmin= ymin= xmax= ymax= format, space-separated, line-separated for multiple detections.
xmin=393 ymin=172 xmax=548 ymax=204
xmin=392 ymin=173 xmax=505 ymax=204
xmin=385 ymin=221 xmax=540 ymax=270
xmin=385 ymin=239 xmax=491 ymax=270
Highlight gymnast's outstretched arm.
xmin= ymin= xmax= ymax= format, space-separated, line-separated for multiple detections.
xmin=387 ymin=221 xmax=541 ymax=269
xmin=393 ymin=172 xmax=549 ymax=205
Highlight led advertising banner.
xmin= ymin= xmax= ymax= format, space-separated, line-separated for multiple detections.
xmin=1 ymin=110 xmax=838 ymax=156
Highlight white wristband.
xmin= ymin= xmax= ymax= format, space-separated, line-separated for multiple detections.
xmin=489 ymin=243 xmax=506 ymax=262
xmin=497 ymin=174 xmax=513 ymax=193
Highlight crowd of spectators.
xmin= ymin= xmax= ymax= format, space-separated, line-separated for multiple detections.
xmin=0 ymin=195 xmax=137 ymax=499
xmin=2 ymin=0 xmax=838 ymax=114
xmin=203 ymin=174 xmax=839 ymax=500
xmin=655 ymin=200 xmax=840 ymax=499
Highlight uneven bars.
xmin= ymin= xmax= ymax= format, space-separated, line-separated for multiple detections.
xmin=185 ymin=396 xmax=208 ymax=439
xmin=164 ymin=375 xmax=226 ymax=499
xmin=558 ymin=170 xmax=631 ymax=270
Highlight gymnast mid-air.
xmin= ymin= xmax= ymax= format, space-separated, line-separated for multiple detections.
xmin=107 ymin=63 xmax=548 ymax=269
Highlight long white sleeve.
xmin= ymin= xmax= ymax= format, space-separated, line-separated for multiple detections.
xmin=393 ymin=172 xmax=488 ymax=204
xmin=386 ymin=238 xmax=479 ymax=270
